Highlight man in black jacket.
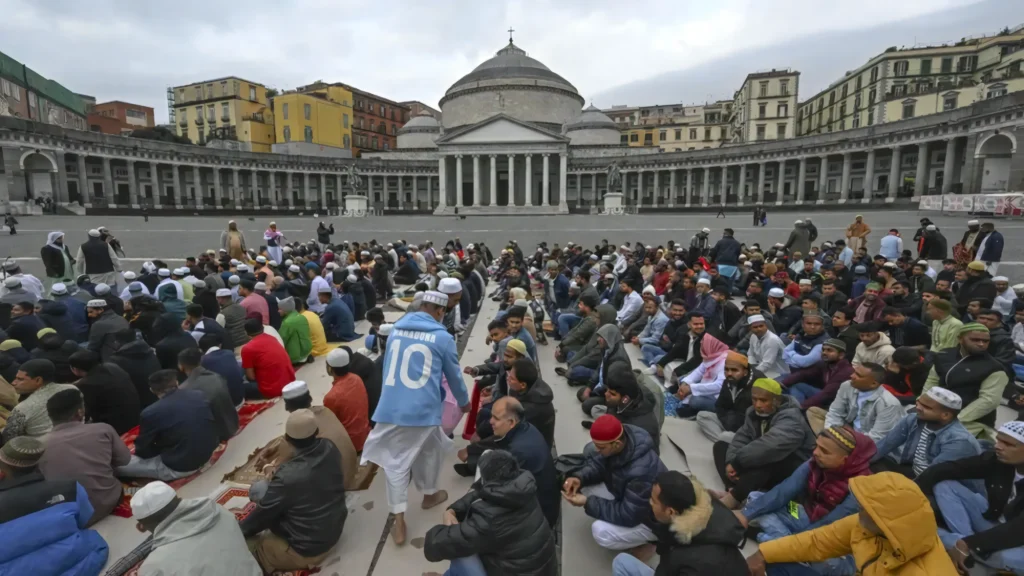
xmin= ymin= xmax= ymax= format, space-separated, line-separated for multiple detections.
xmin=69 ymin=349 xmax=140 ymax=435
xmin=976 ymin=309 xmax=1016 ymax=379
xmin=109 ymin=329 xmax=161 ymax=408
xmin=241 ymin=409 xmax=346 ymax=573
xmin=917 ymin=420 xmax=1024 ymax=574
xmin=697 ymin=352 xmax=762 ymax=443
xmin=611 ymin=472 xmax=747 ymax=576
xmin=653 ymin=313 xmax=706 ymax=381
xmin=603 ymin=363 xmax=660 ymax=453
xmin=507 ymin=358 xmax=555 ymax=446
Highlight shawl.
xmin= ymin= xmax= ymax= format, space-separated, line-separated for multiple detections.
xmin=697 ymin=334 xmax=729 ymax=382
xmin=805 ymin=427 xmax=876 ymax=521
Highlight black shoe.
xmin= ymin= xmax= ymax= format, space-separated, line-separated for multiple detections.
xmin=567 ymin=379 xmax=588 ymax=388
xmin=581 ymin=420 xmax=593 ymax=430
xmin=554 ymin=367 xmax=567 ymax=377
xmin=453 ymin=463 xmax=473 ymax=477
xmin=675 ymin=405 xmax=698 ymax=419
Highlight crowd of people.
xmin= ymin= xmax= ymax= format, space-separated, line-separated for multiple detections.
xmin=0 ymin=213 xmax=1020 ymax=576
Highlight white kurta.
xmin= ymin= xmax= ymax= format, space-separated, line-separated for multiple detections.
xmin=360 ymin=423 xmax=452 ymax=514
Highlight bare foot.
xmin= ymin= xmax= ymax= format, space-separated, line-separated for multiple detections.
xmin=708 ymin=489 xmax=728 ymax=501
xmin=719 ymin=492 xmax=741 ymax=510
xmin=391 ymin=513 xmax=407 ymax=545
xmin=457 ymin=448 xmax=468 ymax=463
xmin=421 ymin=490 xmax=449 ymax=510
xmin=627 ymin=543 xmax=656 ymax=562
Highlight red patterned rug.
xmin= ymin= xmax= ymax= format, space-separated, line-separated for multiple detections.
xmin=111 ymin=399 xmax=277 ymax=519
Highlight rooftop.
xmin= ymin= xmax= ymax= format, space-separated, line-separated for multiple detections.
xmin=0 ymin=49 xmax=86 ymax=115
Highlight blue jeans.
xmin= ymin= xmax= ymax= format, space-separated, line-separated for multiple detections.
xmin=786 ymin=382 xmax=820 ymax=405
xmin=640 ymin=344 xmax=666 ymax=367
xmin=243 ymin=380 xmax=265 ymax=400
xmin=934 ymin=480 xmax=1024 ymax=572
xmin=612 ymin=554 xmax=654 ymax=576
xmin=747 ymin=492 xmax=856 ymax=576
xmin=558 ymin=313 xmax=582 ymax=337
xmin=444 ymin=554 xmax=487 ymax=576
xmin=569 ymin=365 xmax=596 ymax=382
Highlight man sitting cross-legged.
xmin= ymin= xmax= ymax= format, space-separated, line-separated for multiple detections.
xmin=696 ymin=351 xmax=763 ymax=443
xmin=562 ymin=415 xmax=667 ymax=552
xmin=870 ymin=386 xmax=980 ymax=478
xmin=178 ymin=347 xmax=238 ymax=443
xmin=806 ymin=362 xmax=903 ymax=439
xmin=780 ymin=338 xmax=853 ymax=411
xmin=711 ymin=378 xmax=816 ymax=510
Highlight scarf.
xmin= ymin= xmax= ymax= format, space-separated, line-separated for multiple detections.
xmin=698 ymin=334 xmax=729 ymax=382
xmin=804 ymin=427 xmax=876 ymax=521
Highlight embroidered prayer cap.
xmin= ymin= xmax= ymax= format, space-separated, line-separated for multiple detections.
xmin=326 ymin=348 xmax=350 ymax=368
xmin=123 ymin=271 xmax=137 ymax=280
xmin=821 ymin=426 xmax=857 ymax=453
xmin=924 ymin=386 xmax=962 ymax=411
xmin=3 ymin=277 xmax=20 ymax=288
xmin=130 ymin=481 xmax=177 ymax=520
xmin=967 ymin=261 xmax=985 ymax=271
xmin=86 ymin=299 xmax=107 ymax=308
xmin=590 ymin=414 xmax=623 ymax=443
xmin=958 ymin=322 xmax=989 ymax=337
xmin=286 ymin=409 xmax=318 ymax=440
xmin=752 ymin=378 xmax=782 ymax=395
xmin=422 ymin=291 xmax=448 ymax=306
xmin=798 ymin=279 xmax=812 ymax=286
xmin=377 ymin=323 xmax=394 ymax=336
xmin=317 ymin=284 xmax=334 ymax=294
xmin=725 ymin=351 xmax=748 ymax=367
xmin=281 ymin=381 xmax=309 ymax=400
xmin=95 ymin=283 xmax=111 ymax=295
xmin=505 ymin=339 xmax=527 ymax=357
xmin=289 ymin=265 xmax=301 ymax=273
xmin=865 ymin=282 xmax=882 ymax=291
xmin=768 ymin=288 xmax=785 ymax=298
xmin=994 ymin=276 xmax=1009 ymax=282
xmin=36 ymin=327 xmax=57 ymax=339
xmin=438 ymin=278 xmax=463 ymax=295
xmin=823 ymin=338 xmax=847 ymax=352
xmin=696 ymin=278 xmax=711 ymax=286
xmin=216 ymin=288 xmax=232 ymax=298
xmin=254 ymin=282 xmax=267 ymax=291
xmin=747 ymin=314 xmax=766 ymax=324
xmin=998 ymin=421 xmax=1024 ymax=444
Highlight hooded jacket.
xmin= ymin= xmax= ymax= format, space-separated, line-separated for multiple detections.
xmin=760 ymin=473 xmax=958 ymax=575
xmin=109 ymin=338 xmax=162 ymax=408
xmin=650 ymin=477 xmax=748 ymax=576
xmin=559 ymin=308 xmax=600 ymax=355
xmin=608 ymin=363 xmax=661 ymax=452
xmin=823 ymin=381 xmax=904 ymax=443
xmin=53 ymin=295 xmax=89 ymax=343
xmin=86 ymin=308 xmax=130 ymax=362
xmin=784 ymin=224 xmax=811 ymax=257
xmin=181 ymin=365 xmax=238 ymax=442
xmin=567 ymin=304 xmax=618 ymax=371
xmin=727 ymin=395 xmax=816 ymax=470
xmin=510 ymin=377 xmax=556 ymax=447
xmin=852 ymin=332 xmax=895 ymax=367
xmin=587 ymin=324 xmax=631 ymax=392
xmin=424 ymin=470 xmax=558 ymax=576
xmin=141 ymin=497 xmax=262 ymax=576
xmin=150 ymin=313 xmax=199 ymax=371
xmin=571 ymin=424 xmax=667 ymax=528
xmin=37 ymin=300 xmax=82 ymax=343
xmin=30 ymin=334 xmax=80 ymax=384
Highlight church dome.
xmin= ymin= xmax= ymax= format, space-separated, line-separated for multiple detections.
xmin=439 ymin=41 xmax=584 ymax=131
xmin=566 ymin=104 xmax=617 ymax=131
xmin=397 ymin=111 xmax=440 ymax=148
xmin=565 ymin=104 xmax=622 ymax=146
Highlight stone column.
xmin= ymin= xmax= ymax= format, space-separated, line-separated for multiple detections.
xmin=438 ymin=156 xmax=447 ymax=209
xmin=542 ymin=154 xmax=550 ymax=206
xmin=102 ymin=157 xmax=114 ymax=204
xmin=796 ymin=157 xmax=807 ymax=203
xmin=701 ymin=167 xmax=710 ymax=205
xmin=914 ymin=142 xmax=929 ymax=197
xmin=888 ymin=147 xmax=902 ymax=199
xmin=668 ymin=169 xmax=676 ymax=207
xmin=472 ymin=155 xmax=481 ymax=207
xmin=53 ymin=151 xmax=68 ymax=205
xmin=576 ymin=172 xmax=583 ymax=207
xmin=211 ymin=167 xmax=222 ymax=208
xmin=147 ymin=161 xmax=158 ymax=206
xmin=507 ymin=154 xmax=515 ymax=207
xmin=192 ymin=165 xmax=201 ymax=207
xmin=525 ymin=155 xmax=533 ymax=206
xmin=942 ymin=138 xmax=957 ymax=194
xmin=267 ymin=171 xmax=275 ymax=209
xmin=127 ymin=160 xmax=138 ymax=206
xmin=592 ymin=172 xmax=599 ymax=204
xmin=455 ymin=155 xmax=464 ymax=208
xmin=737 ymin=164 xmax=746 ymax=205
xmin=721 ymin=166 xmax=728 ymax=204
xmin=621 ymin=170 xmax=628 ymax=198
xmin=335 ymin=173 xmax=343 ymax=207
xmin=756 ymin=162 xmax=766 ymax=204
xmin=77 ymin=155 xmax=90 ymax=205
xmin=776 ymin=160 xmax=786 ymax=204
xmin=301 ymin=172 xmax=309 ymax=208
xmin=558 ymin=153 xmax=568 ymax=210
xmin=653 ymin=170 xmax=660 ymax=207
xmin=863 ymin=150 xmax=876 ymax=203
xmin=489 ymin=155 xmax=497 ymax=207
xmin=685 ymin=169 xmax=693 ymax=207
xmin=427 ymin=174 xmax=434 ymax=209
xmin=818 ymin=155 xmax=829 ymax=200
xmin=840 ymin=153 xmax=852 ymax=201
xmin=320 ymin=173 xmax=327 ymax=211
xmin=251 ymin=171 xmax=259 ymax=207
xmin=171 ymin=164 xmax=182 ymax=207
xmin=232 ymin=169 xmax=240 ymax=208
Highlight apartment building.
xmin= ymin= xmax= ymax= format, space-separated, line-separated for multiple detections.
xmin=730 ymin=69 xmax=800 ymax=143
xmin=87 ymin=101 xmax=154 ymax=135
xmin=0 ymin=50 xmax=87 ymax=131
xmin=274 ymin=85 xmax=353 ymax=157
xmin=610 ymin=101 xmax=733 ymax=150
xmin=169 ymin=77 xmax=275 ymax=152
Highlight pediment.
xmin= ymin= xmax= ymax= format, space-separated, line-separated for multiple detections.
xmin=439 ymin=114 xmax=567 ymax=144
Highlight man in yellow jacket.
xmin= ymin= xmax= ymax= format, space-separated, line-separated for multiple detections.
xmin=746 ymin=472 xmax=959 ymax=575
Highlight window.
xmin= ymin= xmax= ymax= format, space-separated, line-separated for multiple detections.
xmin=920 ymin=59 xmax=932 ymax=75
xmin=675 ymin=129 xmax=681 ymax=139
xmin=343 ymin=113 xmax=348 ymax=128
xmin=839 ymin=103 xmax=846 ymax=118
xmin=869 ymin=88 xmax=877 ymax=105
xmin=383 ymin=141 xmax=390 ymax=150
xmin=195 ymin=86 xmax=202 ymax=99
xmin=689 ymin=128 xmax=697 ymax=139
xmin=756 ymin=125 xmax=766 ymax=140
xmin=630 ymin=133 xmax=638 ymax=142
xmin=27 ymin=92 xmax=35 ymax=107
xmin=902 ymin=100 xmax=915 ymax=119
xmin=870 ymin=66 xmax=879 ymax=83
xmin=780 ymin=79 xmax=789 ymax=95
xmin=704 ymin=127 xmax=711 ymax=140
xmin=372 ymin=136 xmax=378 ymax=148
xmin=181 ymin=108 xmax=187 ymax=124
xmin=343 ymin=134 xmax=351 ymax=148
xmin=854 ymin=94 xmax=862 ymax=109
xmin=205 ymin=104 xmax=213 ymax=122
xmin=759 ymin=81 xmax=768 ymax=97
xmin=855 ymin=76 xmax=862 ymax=90
xmin=283 ymin=126 xmax=291 ymax=142
xmin=643 ymin=133 xmax=653 ymax=146
xmin=369 ymin=103 xmax=374 ymax=113
xmin=841 ymin=84 xmax=848 ymax=98
xmin=943 ymin=93 xmax=958 ymax=110
xmin=659 ymin=130 xmax=666 ymax=140
xmin=852 ymin=114 xmax=861 ymax=128
xmin=621 ymin=134 xmax=629 ymax=144
xmin=391 ymin=124 xmax=397 ymax=135
xmin=0 ymin=78 xmax=9 ymax=96
xmin=957 ymin=55 xmax=978 ymax=72
xmin=391 ymin=110 xmax=396 ymax=120
xmin=381 ymin=105 xmax=387 ymax=118
xmin=221 ymin=102 xmax=229 ymax=120
xmin=867 ymin=109 xmax=875 ymax=125
xmin=894 ymin=60 xmax=909 ymax=76
xmin=941 ymin=57 xmax=953 ymax=73
xmin=195 ymin=105 xmax=202 ymax=121
xmin=220 ymin=81 xmax=227 ymax=96
xmin=282 ymin=103 xmax=289 ymax=120
xmin=893 ymin=83 xmax=906 ymax=96
xmin=758 ymin=103 xmax=766 ymax=118
xmin=304 ymin=126 xmax=313 ymax=142
xmin=369 ymin=120 xmax=375 ymax=132
xmin=206 ymin=84 xmax=213 ymax=98
xmin=249 ymin=86 xmax=257 ymax=101
xmin=777 ymin=103 xmax=788 ymax=117
xmin=304 ymin=103 xmax=311 ymax=120
xmin=987 ymin=83 xmax=1008 ymax=99
xmin=829 ymin=91 xmax=835 ymax=105
xmin=776 ymin=123 xmax=786 ymax=139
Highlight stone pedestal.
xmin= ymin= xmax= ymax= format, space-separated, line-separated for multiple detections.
xmin=343 ymin=194 xmax=369 ymax=217
xmin=600 ymin=192 xmax=625 ymax=215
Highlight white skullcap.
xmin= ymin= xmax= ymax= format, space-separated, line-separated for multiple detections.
xmin=95 ymin=283 xmax=111 ymax=295
xmin=701 ymin=228 xmax=710 ymax=233
xmin=437 ymin=271 xmax=449 ymax=279
xmin=386 ymin=243 xmax=393 ymax=248
xmin=798 ymin=279 xmax=812 ymax=286
xmin=604 ymin=273 xmax=615 ymax=279
xmin=926 ymin=224 xmax=937 ymax=230
xmin=739 ymin=254 xmax=748 ymax=260
xmin=230 ymin=259 xmax=240 ymax=266
xmin=325 ymin=263 xmax=339 ymax=270
xmin=269 ymin=221 xmax=276 ymax=226
xmin=158 ymin=268 xmax=170 ymax=277
xmin=324 ymin=249 xmax=333 ymax=255
xmin=87 ymin=299 xmax=107 ymax=308
xmin=281 ymin=381 xmax=309 ymax=400
xmin=569 ymin=281 xmax=578 ymax=290
xmin=645 ymin=245 xmax=652 ymax=250
xmin=438 ymin=278 xmax=462 ymax=294
xmin=1014 ymin=284 xmax=1024 ymax=294
xmin=255 ymin=256 xmax=267 ymax=263
xmin=422 ymin=291 xmax=448 ymax=306
xmin=317 ymin=284 xmax=333 ymax=293
xmin=130 ymin=481 xmax=177 ymax=520
xmin=326 ymin=348 xmax=350 ymax=368
xmin=924 ymin=387 xmax=963 ymax=411
xmin=566 ymin=242 xmax=574 ymax=246
xmin=216 ymin=288 xmax=232 ymax=298
xmin=378 ymin=323 xmax=394 ymax=336
xmin=537 ymin=248 xmax=544 ymax=253
xmin=173 ymin=267 xmax=187 ymax=276
xmin=284 ymin=259 xmax=293 ymax=266
xmin=642 ymin=285 xmax=656 ymax=295
xmin=467 ymin=243 xmax=475 ymax=249
xmin=589 ymin=254 xmax=598 ymax=261
xmin=916 ymin=260 xmax=929 ymax=265
xmin=3 ymin=277 xmax=20 ymax=288
xmin=123 ymin=271 xmax=137 ymax=280
xmin=87 ymin=229 xmax=101 ymax=237
xmin=769 ymin=287 xmax=785 ymax=298
xmin=346 ymin=274 xmax=358 ymax=283
xmin=50 ymin=283 xmax=67 ymax=295
xmin=289 ymin=265 xmax=301 ymax=273
xmin=268 ymin=260 xmax=277 ymax=267
xmin=128 ymin=282 xmax=144 ymax=292
xmin=744 ymin=261 xmax=753 ymax=267
xmin=747 ymin=314 xmax=766 ymax=324
xmin=347 ymin=265 xmax=358 ymax=272
xmin=795 ymin=220 xmax=803 ymax=224
xmin=283 ymin=247 xmax=292 ymax=253
xmin=883 ymin=262 xmax=896 ymax=269
xmin=188 ymin=277 xmax=205 ymax=286
xmin=994 ymin=276 xmax=1009 ymax=282
xmin=361 ymin=250 xmax=370 ymax=257
xmin=968 ymin=220 xmax=979 ymax=225
xmin=696 ymin=278 xmax=711 ymax=286
xmin=998 ymin=421 xmax=1024 ymax=444
xmin=236 ymin=264 xmax=250 ymax=272
xmin=254 ymin=282 xmax=267 ymax=291
xmin=142 ymin=261 xmax=157 ymax=273
xmin=228 ymin=275 xmax=240 ymax=285
xmin=675 ymin=260 xmax=684 ymax=268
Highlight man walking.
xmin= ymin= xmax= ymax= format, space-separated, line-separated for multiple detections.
xmin=75 ymin=229 xmax=121 ymax=289
xmin=360 ymin=290 xmax=469 ymax=545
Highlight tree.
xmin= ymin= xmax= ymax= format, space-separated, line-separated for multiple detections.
xmin=266 ymin=88 xmax=279 ymax=99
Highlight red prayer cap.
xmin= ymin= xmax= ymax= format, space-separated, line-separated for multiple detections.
xmin=590 ymin=415 xmax=623 ymax=443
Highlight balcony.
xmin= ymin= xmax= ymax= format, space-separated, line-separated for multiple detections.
xmin=178 ymin=118 xmax=187 ymax=127
xmin=243 ymin=112 xmax=267 ymax=124
xmin=221 ymin=114 xmax=231 ymax=122
xmin=195 ymin=117 xmax=204 ymax=125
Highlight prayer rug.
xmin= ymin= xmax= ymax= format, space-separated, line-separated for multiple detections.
xmin=104 ymin=485 xmax=319 ymax=576
xmin=222 ymin=436 xmax=378 ymax=491
xmin=110 ymin=399 xmax=277 ymax=518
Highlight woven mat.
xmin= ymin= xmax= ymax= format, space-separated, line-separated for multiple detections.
xmin=110 ymin=399 xmax=277 ymax=518
xmin=222 ymin=436 xmax=378 ymax=491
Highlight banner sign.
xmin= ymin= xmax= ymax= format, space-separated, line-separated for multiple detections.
xmin=918 ymin=194 xmax=1024 ymax=216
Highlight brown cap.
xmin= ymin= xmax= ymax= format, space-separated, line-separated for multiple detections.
xmin=285 ymin=409 xmax=318 ymax=440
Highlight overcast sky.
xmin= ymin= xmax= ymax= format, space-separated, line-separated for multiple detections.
xmin=0 ymin=0 xmax=990 ymax=123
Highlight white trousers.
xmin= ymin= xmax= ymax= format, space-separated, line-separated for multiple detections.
xmin=583 ymin=484 xmax=656 ymax=550
xmin=361 ymin=424 xmax=451 ymax=514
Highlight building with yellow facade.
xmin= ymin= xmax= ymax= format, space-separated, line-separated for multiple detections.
xmin=169 ymin=76 xmax=274 ymax=152
xmin=798 ymin=26 xmax=1024 ymax=136
xmin=608 ymin=101 xmax=732 ymax=150
xmin=272 ymin=88 xmax=353 ymax=157
xmin=729 ymin=69 xmax=800 ymax=143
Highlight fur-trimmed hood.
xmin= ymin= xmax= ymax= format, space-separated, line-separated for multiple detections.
xmin=668 ymin=477 xmax=745 ymax=547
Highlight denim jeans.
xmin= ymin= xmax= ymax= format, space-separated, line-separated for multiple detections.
xmin=675 ymin=393 xmax=719 ymax=418
xmin=747 ymin=492 xmax=856 ymax=576
xmin=557 ymin=313 xmax=582 ymax=337
xmin=612 ymin=554 xmax=655 ymax=576
xmin=243 ymin=380 xmax=266 ymax=400
xmin=569 ymin=365 xmax=596 ymax=382
xmin=444 ymin=554 xmax=487 ymax=576
xmin=117 ymin=455 xmax=196 ymax=481
xmin=640 ymin=344 xmax=666 ymax=367
xmin=785 ymin=382 xmax=821 ymax=405
xmin=934 ymin=480 xmax=1024 ymax=572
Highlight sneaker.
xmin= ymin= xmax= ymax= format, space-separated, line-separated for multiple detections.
xmin=581 ymin=420 xmax=593 ymax=430
xmin=453 ymin=463 xmax=473 ymax=477
xmin=554 ymin=367 xmax=568 ymax=377
xmin=642 ymin=366 xmax=658 ymax=375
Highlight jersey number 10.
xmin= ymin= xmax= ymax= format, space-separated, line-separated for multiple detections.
xmin=383 ymin=340 xmax=433 ymax=390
